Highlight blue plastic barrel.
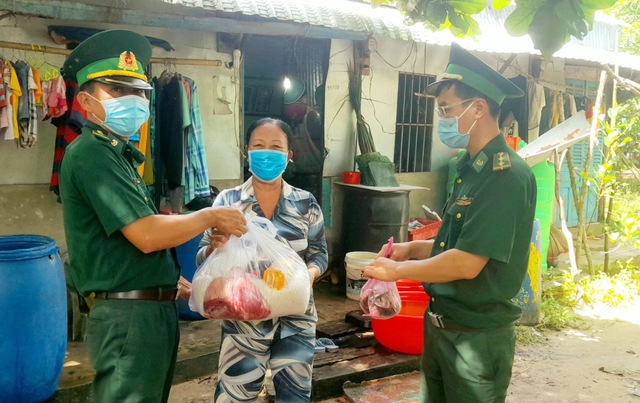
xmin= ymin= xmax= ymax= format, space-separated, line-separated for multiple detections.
xmin=175 ymin=233 xmax=205 ymax=320
xmin=0 ymin=235 xmax=67 ymax=402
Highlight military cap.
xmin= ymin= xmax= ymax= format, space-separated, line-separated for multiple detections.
xmin=62 ymin=29 xmax=153 ymax=90
xmin=426 ymin=43 xmax=523 ymax=104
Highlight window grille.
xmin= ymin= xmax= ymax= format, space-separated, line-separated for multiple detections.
xmin=394 ymin=73 xmax=436 ymax=173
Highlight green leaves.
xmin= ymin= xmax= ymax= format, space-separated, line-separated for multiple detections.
xmin=492 ymin=0 xmax=511 ymax=10
xmin=508 ymin=0 xmax=619 ymax=57
xmin=447 ymin=0 xmax=485 ymax=14
xmin=581 ymin=0 xmax=618 ymax=9
xmin=384 ymin=0 xmax=621 ymax=58
xmin=425 ymin=1 xmax=448 ymax=27
xmin=528 ymin=2 xmax=570 ymax=58
xmin=505 ymin=2 xmax=539 ymax=36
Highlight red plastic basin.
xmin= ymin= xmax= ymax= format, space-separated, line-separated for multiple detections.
xmin=397 ymin=291 xmax=429 ymax=302
xmin=396 ymin=280 xmax=424 ymax=291
xmin=371 ymin=293 xmax=429 ymax=355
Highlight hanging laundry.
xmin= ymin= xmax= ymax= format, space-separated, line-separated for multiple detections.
xmin=527 ymin=79 xmax=546 ymax=142
xmin=152 ymin=70 xmax=211 ymax=211
xmin=0 ymin=60 xmax=9 ymax=139
xmin=7 ymin=61 xmax=21 ymax=143
xmin=47 ymin=75 xmax=68 ymax=119
xmin=32 ymin=67 xmax=43 ymax=107
xmin=23 ymin=66 xmax=38 ymax=147
xmin=183 ymin=77 xmax=211 ymax=204
xmin=49 ymin=81 xmax=85 ymax=195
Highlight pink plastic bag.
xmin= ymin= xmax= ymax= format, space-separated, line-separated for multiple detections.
xmin=359 ymin=279 xmax=402 ymax=319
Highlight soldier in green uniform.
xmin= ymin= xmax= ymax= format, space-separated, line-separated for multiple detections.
xmin=59 ymin=30 xmax=247 ymax=402
xmin=363 ymin=42 xmax=537 ymax=403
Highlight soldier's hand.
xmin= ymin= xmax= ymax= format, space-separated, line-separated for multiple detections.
xmin=376 ymin=242 xmax=412 ymax=261
xmin=362 ymin=257 xmax=399 ymax=282
xmin=208 ymin=206 xmax=247 ymax=238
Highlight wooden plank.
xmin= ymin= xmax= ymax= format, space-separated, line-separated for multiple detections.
xmin=316 ymin=320 xmax=360 ymax=338
xmin=312 ymin=347 xmax=421 ymax=401
xmin=313 ymin=346 xmax=377 ymax=368
xmin=343 ymin=372 xmax=422 ymax=403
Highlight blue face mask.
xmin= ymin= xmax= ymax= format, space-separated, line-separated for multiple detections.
xmin=437 ymin=102 xmax=477 ymax=149
xmin=87 ymin=93 xmax=150 ymax=137
xmin=248 ymin=150 xmax=288 ymax=183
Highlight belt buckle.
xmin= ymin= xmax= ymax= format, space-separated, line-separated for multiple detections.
xmin=428 ymin=311 xmax=445 ymax=328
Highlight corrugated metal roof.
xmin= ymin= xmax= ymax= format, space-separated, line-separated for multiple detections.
xmin=161 ymin=0 xmax=640 ymax=70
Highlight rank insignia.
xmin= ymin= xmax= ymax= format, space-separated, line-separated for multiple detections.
xmin=455 ymin=195 xmax=473 ymax=206
xmin=493 ymin=152 xmax=511 ymax=171
xmin=92 ymin=130 xmax=108 ymax=139
xmin=118 ymin=51 xmax=138 ymax=71
xmin=111 ymin=139 xmax=119 ymax=146
xmin=472 ymin=151 xmax=488 ymax=173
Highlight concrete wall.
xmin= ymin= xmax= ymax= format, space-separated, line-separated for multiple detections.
xmin=0 ymin=15 xmax=243 ymax=250
xmin=322 ymin=37 xmax=457 ymax=258
xmin=0 ymin=12 xmax=535 ymax=264
xmin=0 ymin=185 xmax=66 ymax=250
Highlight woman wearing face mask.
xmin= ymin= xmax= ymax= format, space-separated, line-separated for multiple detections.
xmin=196 ymin=118 xmax=328 ymax=402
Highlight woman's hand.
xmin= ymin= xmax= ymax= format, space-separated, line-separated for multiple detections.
xmin=176 ymin=276 xmax=192 ymax=300
xmin=308 ymin=266 xmax=320 ymax=289
xmin=204 ymin=230 xmax=230 ymax=258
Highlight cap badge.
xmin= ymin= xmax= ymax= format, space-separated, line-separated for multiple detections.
xmin=118 ymin=51 xmax=138 ymax=71
xmin=441 ymin=73 xmax=463 ymax=81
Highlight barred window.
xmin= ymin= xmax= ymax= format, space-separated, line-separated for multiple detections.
xmin=394 ymin=73 xmax=437 ymax=173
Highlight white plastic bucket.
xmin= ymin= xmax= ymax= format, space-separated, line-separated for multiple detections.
xmin=345 ymin=251 xmax=377 ymax=301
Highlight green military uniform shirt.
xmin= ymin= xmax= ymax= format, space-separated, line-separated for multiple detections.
xmin=60 ymin=121 xmax=179 ymax=295
xmin=426 ymin=135 xmax=537 ymax=329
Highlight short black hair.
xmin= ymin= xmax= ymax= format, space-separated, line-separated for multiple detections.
xmin=245 ymin=118 xmax=293 ymax=149
xmin=79 ymin=80 xmax=97 ymax=94
xmin=435 ymin=81 xmax=501 ymax=119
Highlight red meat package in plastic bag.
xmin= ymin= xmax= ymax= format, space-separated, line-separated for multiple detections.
xmin=359 ymin=279 xmax=402 ymax=319
xmin=189 ymin=216 xmax=311 ymax=321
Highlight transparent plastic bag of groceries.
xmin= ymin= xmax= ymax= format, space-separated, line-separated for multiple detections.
xmin=189 ymin=216 xmax=310 ymax=321
xmin=359 ymin=279 xmax=402 ymax=319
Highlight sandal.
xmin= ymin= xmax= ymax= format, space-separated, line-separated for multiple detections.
xmin=316 ymin=337 xmax=339 ymax=353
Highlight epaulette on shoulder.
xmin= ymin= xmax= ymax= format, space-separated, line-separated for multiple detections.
xmin=493 ymin=151 xmax=511 ymax=171
xmin=91 ymin=129 xmax=109 ymax=141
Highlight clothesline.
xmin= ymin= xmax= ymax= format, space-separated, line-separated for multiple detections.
xmin=0 ymin=40 xmax=224 ymax=67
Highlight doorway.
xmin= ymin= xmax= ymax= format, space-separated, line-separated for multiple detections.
xmin=242 ymin=35 xmax=330 ymax=205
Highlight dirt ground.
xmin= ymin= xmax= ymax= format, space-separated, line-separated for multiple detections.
xmin=506 ymin=301 xmax=640 ymax=403
xmin=168 ymin=301 xmax=640 ymax=402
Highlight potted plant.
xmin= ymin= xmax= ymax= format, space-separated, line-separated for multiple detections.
xmin=347 ymin=57 xmax=398 ymax=187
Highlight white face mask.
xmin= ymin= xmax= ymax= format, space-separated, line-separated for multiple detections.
xmin=85 ymin=92 xmax=150 ymax=137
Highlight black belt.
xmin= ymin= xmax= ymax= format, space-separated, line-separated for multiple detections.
xmin=94 ymin=287 xmax=177 ymax=301
xmin=427 ymin=310 xmax=475 ymax=331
